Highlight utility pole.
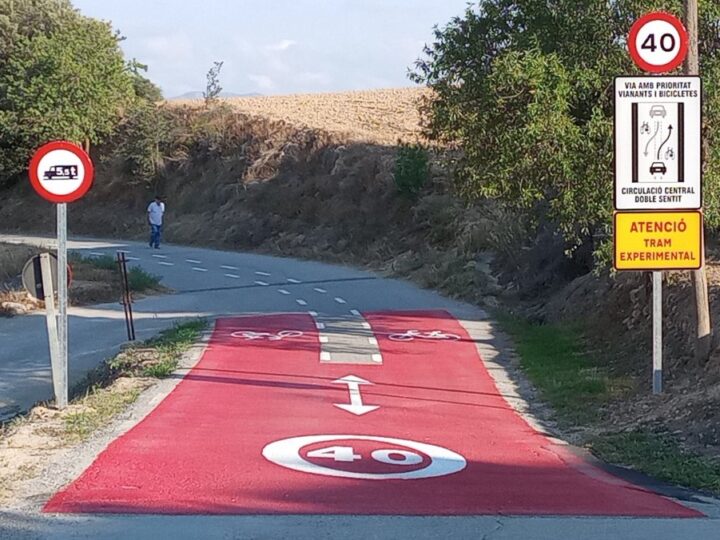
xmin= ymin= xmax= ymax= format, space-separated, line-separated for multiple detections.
xmin=684 ymin=0 xmax=712 ymax=363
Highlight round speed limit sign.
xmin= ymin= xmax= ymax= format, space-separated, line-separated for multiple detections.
xmin=628 ymin=12 xmax=689 ymax=73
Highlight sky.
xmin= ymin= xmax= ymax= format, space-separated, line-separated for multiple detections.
xmin=72 ymin=0 xmax=472 ymax=98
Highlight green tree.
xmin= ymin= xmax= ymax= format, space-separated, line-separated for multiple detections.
xmin=0 ymin=0 xmax=135 ymax=185
xmin=412 ymin=0 xmax=720 ymax=257
xmin=127 ymin=59 xmax=163 ymax=102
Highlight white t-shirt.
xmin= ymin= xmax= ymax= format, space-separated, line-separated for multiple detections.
xmin=147 ymin=201 xmax=165 ymax=226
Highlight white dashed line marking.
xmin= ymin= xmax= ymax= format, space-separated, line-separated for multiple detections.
xmin=320 ymin=352 xmax=332 ymax=362
xmin=225 ymin=274 xmax=241 ymax=279
xmin=192 ymin=267 xmax=208 ymax=273
xmin=350 ymin=309 xmax=361 ymax=316
xmin=308 ymin=311 xmax=318 ymax=317
xmin=152 ymin=254 xmax=168 ymax=259
xmin=296 ymin=299 xmax=308 ymax=306
xmin=278 ymin=289 xmax=291 ymax=295
xmin=314 ymin=288 xmax=327 ymax=293
xmin=319 ymin=336 xmax=329 ymax=343
xmin=368 ymin=337 xmax=378 ymax=346
xmin=361 ymin=322 xmax=371 ymax=330
xmin=186 ymin=259 xmax=202 ymax=264
xmin=222 ymin=265 xmax=239 ymax=271
xmin=90 ymin=252 xmax=104 ymax=256
xmin=255 ymin=271 xmax=271 ymax=276
xmin=334 ymin=297 xmax=347 ymax=304
xmin=287 ymin=278 xmax=302 ymax=284
xmin=316 ymin=322 xmax=325 ymax=330
xmin=126 ymin=257 xmax=140 ymax=261
xmin=372 ymin=354 xmax=383 ymax=363
xmin=158 ymin=262 xmax=174 ymax=267
xmin=255 ymin=281 xmax=269 ymax=286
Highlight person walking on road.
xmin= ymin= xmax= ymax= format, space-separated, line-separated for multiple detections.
xmin=147 ymin=196 xmax=165 ymax=249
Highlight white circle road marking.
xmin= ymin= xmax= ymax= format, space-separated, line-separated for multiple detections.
xmin=262 ymin=435 xmax=467 ymax=480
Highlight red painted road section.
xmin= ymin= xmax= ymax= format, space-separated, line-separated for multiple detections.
xmin=45 ymin=311 xmax=700 ymax=516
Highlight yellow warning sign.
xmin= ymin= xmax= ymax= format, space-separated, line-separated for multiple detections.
xmin=614 ymin=211 xmax=703 ymax=271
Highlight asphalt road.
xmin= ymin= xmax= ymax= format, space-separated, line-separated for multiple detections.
xmin=0 ymin=234 xmax=473 ymax=418
xmin=1 ymin=234 xmax=719 ymax=540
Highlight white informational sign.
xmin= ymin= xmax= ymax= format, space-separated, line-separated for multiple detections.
xmin=614 ymin=76 xmax=701 ymax=211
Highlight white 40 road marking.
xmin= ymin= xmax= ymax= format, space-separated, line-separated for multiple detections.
xmin=306 ymin=446 xmax=423 ymax=466
xmin=263 ymin=435 xmax=467 ymax=480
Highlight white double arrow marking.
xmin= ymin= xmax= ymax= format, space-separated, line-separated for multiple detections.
xmin=333 ymin=375 xmax=379 ymax=416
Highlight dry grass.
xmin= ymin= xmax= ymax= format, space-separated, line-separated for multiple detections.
xmin=170 ymin=87 xmax=430 ymax=146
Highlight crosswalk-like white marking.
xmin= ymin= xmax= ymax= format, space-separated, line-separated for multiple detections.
xmin=287 ymin=278 xmax=302 ymax=284
xmin=350 ymin=309 xmax=361 ymax=316
xmin=158 ymin=262 xmax=174 ymax=267
xmin=316 ymin=322 xmax=325 ymax=330
xmin=319 ymin=336 xmax=329 ymax=343
xmin=255 ymin=281 xmax=269 ymax=286
xmin=372 ymin=354 xmax=383 ymax=363
xmin=320 ymin=352 xmax=332 ymax=361
xmin=255 ymin=271 xmax=271 ymax=276
xmin=186 ymin=259 xmax=202 ymax=264
xmin=314 ymin=288 xmax=327 ymax=293
xmin=278 ymin=289 xmax=291 ymax=295
xmin=192 ymin=267 xmax=208 ymax=273
xmin=222 ymin=265 xmax=239 ymax=271
xmin=296 ymin=299 xmax=308 ymax=306
xmin=334 ymin=297 xmax=347 ymax=304
xmin=225 ymin=274 xmax=241 ymax=279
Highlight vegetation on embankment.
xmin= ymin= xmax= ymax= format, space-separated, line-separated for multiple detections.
xmin=500 ymin=314 xmax=720 ymax=495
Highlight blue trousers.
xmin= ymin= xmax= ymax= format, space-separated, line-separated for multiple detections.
xmin=149 ymin=224 xmax=162 ymax=248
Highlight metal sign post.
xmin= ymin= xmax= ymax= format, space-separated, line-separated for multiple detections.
xmin=615 ymin=12 xmax=703 ymax=394
xmin=653 ymin=272 xmax=663 ymax=394
xmin=57 ymin=203 xmax=69 ymax=408
xmin=28 ymin=141 xmax=94 ymax=410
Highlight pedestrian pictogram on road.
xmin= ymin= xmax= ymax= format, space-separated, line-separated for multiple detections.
xmin=628 ymin=12 xmax=689 ymax=73
xmin=615 ymin=77 xmax=701 ymax=210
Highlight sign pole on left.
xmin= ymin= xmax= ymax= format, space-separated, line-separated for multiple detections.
xmin=29 ymin=141 xmax=94 ymax=409
xmin=56 ymin=202 xmax=68 ymax=408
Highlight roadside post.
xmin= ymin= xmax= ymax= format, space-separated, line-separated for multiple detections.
xmin=615 ymin=12 xmax=702 ymax=394
xmin=117 ymin=251 xmax=137 ymax=342
xmin=28 ymin=141 xmax=94 ymax=409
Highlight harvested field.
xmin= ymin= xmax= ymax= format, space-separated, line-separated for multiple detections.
xmin=170 ymin=87 xmax=430 ymax=146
